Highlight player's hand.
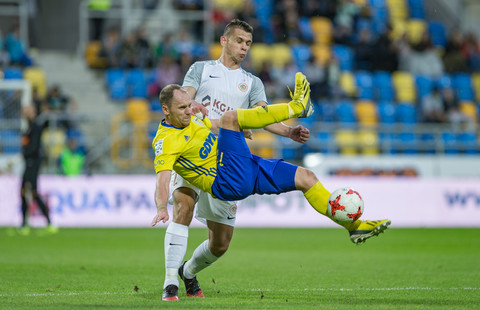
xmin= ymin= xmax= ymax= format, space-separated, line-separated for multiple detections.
xmin=191 ymin=101 xmax=208 ymax=119
xmin=288 ymin=125 xmax=310 ymax=143
xmin=243 ymin=129 xmax=253 ymax=140
xmin=151 ymin=209 xmax=169 ymax=227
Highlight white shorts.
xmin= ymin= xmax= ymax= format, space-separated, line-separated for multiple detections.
xmin=169 ymin=172 xmax=237 ymax=227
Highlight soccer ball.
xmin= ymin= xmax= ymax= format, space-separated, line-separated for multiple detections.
xmin=327 ymin=188 xmax=364 ymax=224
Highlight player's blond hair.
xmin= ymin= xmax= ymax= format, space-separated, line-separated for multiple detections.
xmin=159 ymin=84 xmax=185 ymax=108
xmin=223 ymin=19 xmax=253 ymax=38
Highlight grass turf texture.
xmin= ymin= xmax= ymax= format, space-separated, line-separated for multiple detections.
xmin=1 ymin=228 xmax=479 ymax=309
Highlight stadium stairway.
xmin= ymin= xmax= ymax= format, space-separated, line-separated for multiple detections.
xmin=34 ymin=51 xmax=123 ymax=173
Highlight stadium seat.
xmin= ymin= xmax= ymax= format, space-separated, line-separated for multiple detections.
xmin=436 ymin=73 xmax=453 ymax=89
xmin=396 ymin=103 xmax=418 ymax=124
xmin=335 ymin=129 xmax=357 ymax=155
xmin=407 ymin=19 xmax=427 ymax=44
xmin=209 ymin=43 xmax=223 ymax=59
xmin=311 ymin=44 xmax=331 ymax=65
xmin=339 ymin=72 xmax=356 ymax=97
xmin=247 ymin=131 xmax=277 ymax=158
xmin=150 ymin=98 xmax=162 ymax=112
xmin=0 ymin=129 xmax=21 ymax=154
xmin=457 ymin=132 xmax=479 ymax=154
xmin=105 ymin=68 xmax=124 ymax=85
xmin=270 ymin=44 xmax=292 ymax=68
xmin=377 ymin=100 xmax=396 ymax=124
xmin=441 ymin=131 xmax=458 ymax=154
xmin=428 ymin=22 xmax=447 ymax=47
xmin=278 ymin=136 xmax=300 ymax=160
xmin=354 ymin=71 xmax=374 ymax=99
xmin=23 ymin=67 xmax=47 ymax=98
xmin=393 ymin=71 xmax=416 ymax=102
xmin=332 ymin=45 xmax=354 ymax=71
xmin=415 ymin=75 xmax=434 ymax=99
xmin=358 ymin=130 xmax=379 ymax=154
xmin=471 ymin=73 xmax=480 ymax=101
xmin=41 ymin=128 xmax=66 ymax=159
xmin=309 ymin=131 xmax=336 ymax=153
xmin=394 ymin=131 xmax=419 ymax=154
xmin=291 ymin=44 xmax=312 ymax=71
xmin=390 ymin=19 xmax=407 ymax=41
xmin=453 ymin=73 xmax=474 ymax=101
xmin=249 ymin=43 xmax=271 ymax=71
xmin=407 ymin=0 xmax=426 ymax=19
xmin=335 ymin=100 xmax=357 ymax=125
xmin=85 ymin=41 xmax=107 ymax=68
xmin=127 ymin=69 xmax=147 ymax=98
xmin=386 ymin=0 xmax=408 ymax=22
xmin=356 ymin=100 xmax=378 ymax=126
xmin=126 ymin=98 xmax=149 ymax=123
xmin=310 ymin=17 xmax=332 ymax=44
xmin=3 ymin=67 xmax=23 ymax=79
xmin=297 ymin=16 xmax=314 ymax=42
xmin=419 ymin=132 xmax=437 ymax=154
xmin=459 ymin=101 xmax=478 ymax=122
xmin=373 ymin=71 xmax=395 ymax=100
xmin=109 ymin=78 xmax=127 ymax=100
xmin=316 ymin=101 xmax=336 ymax=122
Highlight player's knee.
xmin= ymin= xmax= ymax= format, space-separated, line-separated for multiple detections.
xmin=295 ymin=167 xmax=318 ymax=192
xmin=219 ymin=110 xmax=238 ymax=128
xmin=210 ymin=239 xmax=230 ymax=257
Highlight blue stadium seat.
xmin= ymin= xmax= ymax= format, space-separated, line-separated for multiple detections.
xmin=309 ymin=131 xmax=335 ymax=154
xmin=373 ymin=71 xmax=394 ymax=100
xmin=150 ymin=98 xmax=162 ymax=112
xmin=3 ymin=67 xmax=23 ymax=79
xmin=379 ymin=132 xmax=395 ymax=154
xmin=458 ymin=132 xmax=479 ymax=154
xmin=335 ymin=100 xmax=356 ymax=125
xmin=428 ymin=22 xmax=447 ymax=47
xmin=436 ymin=74 xmax=452 ymax=89
xmin=419 ymin=132 xmax=436 ymax=154
xmin=0 ymin=129 xmax=21 ymax=153
xmin=291 ymin=44 xmax=312 ymax=71
xmin=441 ymin=131 xmax=458 ymax=154
xmin=407 ymin=0 xmax=425 ymax=19
xmin=109 ymin=78 xmax=127 ymax=100
xmin=332 ymin=45 xmax=354 ymax=71
xmin=394 ymin=131 xmax=419 ymax=154
xmin=415 ymin=75 xmax=434 ymax=99
xmin=105 ymin=68 xmax=124 ymax=86
xmin=453 ymin=73 xmax=474 ymax=101
xmin=278 ymin=136 xmax=301 ymax=160
xmin=355 ymin=71 xmax=374 ymax=99
xmin=377 ymin=100 xmax=396 ymax=124
xmin=316 ymin=101 xmax=336 ymax=122
xmin=396 ymin=103 xmax=418 ymax=124
xmin=298 ymin=16 xmax=314 ymax=42
xmin=127 ymin=69 xmax=147 ymax=98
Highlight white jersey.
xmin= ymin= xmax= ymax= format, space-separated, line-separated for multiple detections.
xmin=182 ymin=59 xmax=267 ymax=120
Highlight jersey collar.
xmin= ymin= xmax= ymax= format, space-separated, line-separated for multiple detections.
xmin=161 ymin=119 xmax=184 ymax=129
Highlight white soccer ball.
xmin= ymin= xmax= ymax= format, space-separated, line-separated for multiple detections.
xmin=327 ymin=188 xmax=364 ymax=224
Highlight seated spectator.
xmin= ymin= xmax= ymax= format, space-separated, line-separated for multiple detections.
xmin=461 ymin=31 xmax=480 ymax=72
xmin=119 ymin=31 xmax=140 ymax=68
xmin=136 ymin=27 xmax=154 ymax=68
xmin=154 ymin=33 xmax=180 ymax=63
xmin=5 ymin=25 xmax=32 ymax=67
xmin=408 ymin=31 xmax=444 ymax=78
xmin=59 ymin=137 xmax=85 ymax=176
xmin=46 ymin=85 xmax=77 ymax=129
xmin=100 ymin=27 xmax=122 ymax=68
xmin=420 ymin=86 xmax=445 ymax=123
xmin=148 ymin=54 xmax=181 ymax=98
xmin=270 ymin=60 xmax=299 ymax=98
xmin=304 ymin=56 xmax=326 ymax=101
xmin=443 ymin=30 xmax=468 ymax=73
xmin=372 ymin=25 xmax=398 ymax=72
xmin=447 ymin=106 xmax=475 ymax=131
xmin=334 ymin=0 xmax=360 ymax=45
xmin=354 ymin=29 xmax=374 ymax=71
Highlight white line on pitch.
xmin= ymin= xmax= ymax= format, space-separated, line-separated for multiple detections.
xmin=0 ymin=287 xmax=478 ymax=298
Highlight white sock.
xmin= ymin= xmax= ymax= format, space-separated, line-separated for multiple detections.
xmin=183 ymin=240 xmax=219 ymax=279
xmin=163 ymin=222 xmax=188 ymax=289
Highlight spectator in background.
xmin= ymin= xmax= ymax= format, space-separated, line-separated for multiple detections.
xmin=270 ymin=60 xmax=299 ymax=98
xmin=5 ymin=25 xmax=32 ymax=67
xmin=420 ymin=86 xmax=445 ymax=123
xmin=334 ymin=0 xmax=360 ymax=45
xmin=304 ymin=56 xmax=326 ymax=101
xmin=443 ymin=30 xmax=468 ymax=73
xmin=461 ymin=32 xmax=480 ymax=72
xmin=19 ymin=105 xmax=57 ymax=235
xmin=354 ymin=29 xmax=374 ymax=71
xmin=148 ymin=54 xmax=181 ymax=98
xmin=324 ymin=55 xmax=342 ymax=99
xmin=0 ymin=29 xmax=10 ymax=67
xmin=155 ymin=33 xmax=179 ymax=63
xmin=136 ymin=27 xmax=154 ymax=68
xmin=441 ymin=87 xmax=459 ymax=115
xmin=371 ymin=25 xmax=398 ymax=72
xmin=101 ymin=27 xmax=121 ymax=68
xmin=59 ymin=137 xmax=85 ymax=176
xmin=46 ymin=85 xmax=77 ymax=130
xmin=408 ymin=31 xmax=444 ymax=78
xmin=119 ymin=31 xmax=140 ymax=68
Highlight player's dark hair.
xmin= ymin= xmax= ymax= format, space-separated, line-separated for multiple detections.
xmin=159 ymin=84 xmax=183 ymax=108
xmin=223 ymin=19 xmax=253 ymax=37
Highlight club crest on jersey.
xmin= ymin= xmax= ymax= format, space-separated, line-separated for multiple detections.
xmin=199 ymin=132 xmax=216 ymax=159
xmin=238 ymin=83 xmax=248 ymax=92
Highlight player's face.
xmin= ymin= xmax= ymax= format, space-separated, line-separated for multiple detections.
xmin=166 ymin=90 xmax=192 ymax=128
xmin=223 ymin=28 xmax=252 ymax=64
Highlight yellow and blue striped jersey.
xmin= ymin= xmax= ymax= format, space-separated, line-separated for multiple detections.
xmin=152 ymin=116 xmax=217 ymax=194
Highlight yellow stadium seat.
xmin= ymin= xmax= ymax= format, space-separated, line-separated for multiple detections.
xmin=249 ymin=43 xmax=271 ymax=71
xmin=311 ymin=44 xmax=331 ymax=65
xmin=247 ymin=131 xmax=276 ymax=158
xmin=472 ymin=73 xmax=480 ymax=101
xmin=387 ymin=0 xmax=408 ymax=22
xmin=356 ymin=100 xmax=378 ymax=126
xmin=459 ymin=101 xmax=478 ymax=122
xmin=358 ymin=130 xmax=379 ymax=155
xmin=23 ymin=67 xmax=47 ymax=98
xmin=339 ymin=72 xmax=356 ymax=97
xmin=41 ymin=128 xmax=66 ymax=159
xmin=407 ymin=19 xmax=427 ymax=44
xmin=126 ymin=98 xmax=149 ymax=123
xmin=393 ymin=71 xmax=416 ymax=102
xmin=85 ymin=41 xmax=107 ymax=68
xmin=270 ymin=44 xmax=292 ymax=68
xmin=209 ymin=43 xmax=223 ymax=60
xmin=390 ymin=19 xmax=407 ymax=40
xmin=214 ymin=0 xmax=243 ymax=10
xmin=310 ymin=17 xmax=332 ymax=44
xmin=335 ymin=129 xmax=357 ymax=155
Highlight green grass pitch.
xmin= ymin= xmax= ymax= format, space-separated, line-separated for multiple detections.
xmin=1 ymin=227 xmax=479 ymax=309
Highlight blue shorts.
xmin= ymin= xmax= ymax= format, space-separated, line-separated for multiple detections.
xmin=211 ymin=128 xmax=298 ymax=201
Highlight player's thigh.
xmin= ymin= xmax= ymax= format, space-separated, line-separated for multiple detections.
xmin=207 ymin=220 xmax=234 ymax=251
xmin=196 ymin=192 xmax=237 ymax=227
xmin=171 ymin=172 xmax=200 ymax=223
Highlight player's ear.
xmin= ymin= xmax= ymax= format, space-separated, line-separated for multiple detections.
xmin=220 ymin=35 xmax=227 ymax=46
xmin=162 ymin=104 xmax=169 ymax=117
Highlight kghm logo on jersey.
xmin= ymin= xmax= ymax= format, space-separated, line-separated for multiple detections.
xmin=199 ymin=132 xmax=217 ymax=159
xmin=238 ymin=82 xmax=248 ymax=92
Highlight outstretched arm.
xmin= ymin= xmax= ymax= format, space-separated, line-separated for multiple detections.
xmin=152 ymin=170 xmax=172 ymax=226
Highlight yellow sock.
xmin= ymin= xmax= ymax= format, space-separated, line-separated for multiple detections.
xmin=237 ymin=104 xmax=290 ymax=129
